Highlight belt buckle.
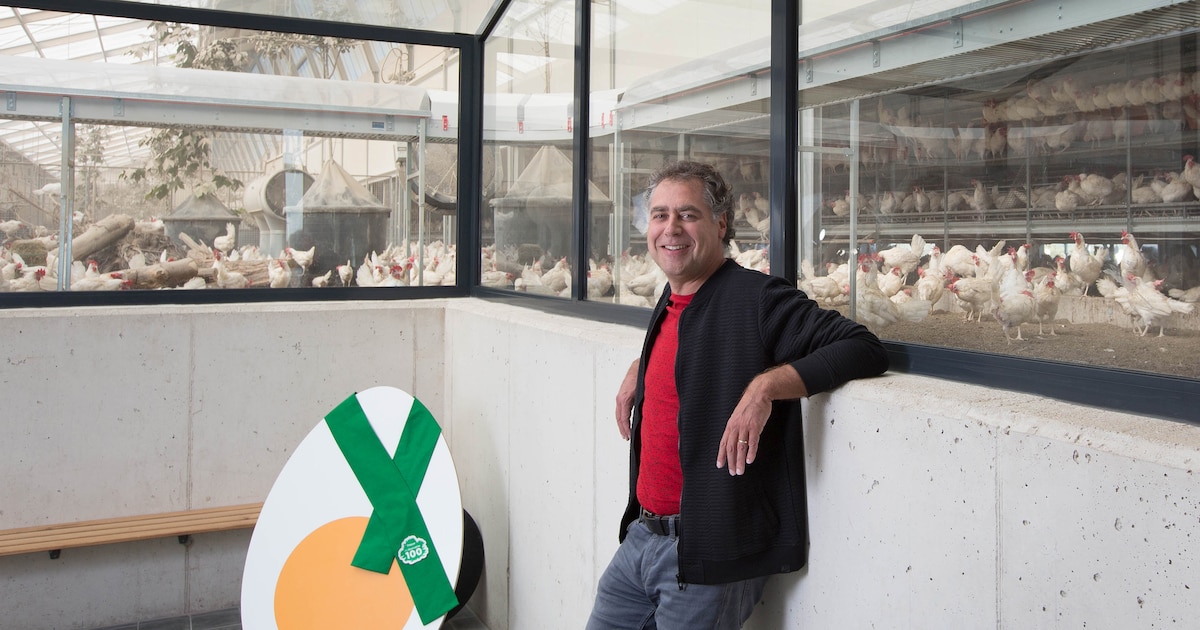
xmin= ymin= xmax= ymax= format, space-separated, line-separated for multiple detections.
xmin=640 ymin=508 xmax=676 ymax=536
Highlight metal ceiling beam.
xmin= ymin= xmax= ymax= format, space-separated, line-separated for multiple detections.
xmin=0 ymin=16 xmax=145 ymax=56
xmin=92 ymin=15 xmax=109 ymax=61
xmin=11 ymin=7 xmax=45 ymax=57
xmin=4 ymin=0 xmax=476 ymax=49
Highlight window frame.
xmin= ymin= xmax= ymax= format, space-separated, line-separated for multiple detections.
xmin=4 ymin=0 xmax=1196 ymax=424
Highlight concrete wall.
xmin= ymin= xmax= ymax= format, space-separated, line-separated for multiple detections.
xmin=2 ymin=299 xmax=1198 ymax=629
xmin=0 ymin=301 xmax=447 ymax=629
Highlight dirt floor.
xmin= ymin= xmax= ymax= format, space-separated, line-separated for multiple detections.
xmin=861 ymin=307 xmax=1200 ymax=380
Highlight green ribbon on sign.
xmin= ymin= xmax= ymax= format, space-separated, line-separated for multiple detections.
xmin=324 ymin=393 xmax=458 ymax=625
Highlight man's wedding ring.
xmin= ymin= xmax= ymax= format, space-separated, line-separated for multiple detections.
xmin=737 ymin=439 xmax=748 ymax=445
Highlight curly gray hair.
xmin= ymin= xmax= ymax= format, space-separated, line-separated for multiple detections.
xmin=643 ymin=160 xmax=737 ymax=244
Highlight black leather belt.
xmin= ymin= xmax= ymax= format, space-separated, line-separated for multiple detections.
xmin=640 ymin=508 xmax=681 ymax=537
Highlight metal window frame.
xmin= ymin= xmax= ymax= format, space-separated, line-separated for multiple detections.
xmin=2 ymin=0 xmax=1196 ymax=423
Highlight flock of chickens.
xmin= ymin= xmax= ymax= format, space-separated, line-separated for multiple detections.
xmin=825 ymin=66 xmax=1200 ymax=220
xmin=0 ymin=218 xmax=462 ymax=292
xmin=827 ymin=154 xmax=1200 ymax=220
xmin=800 ymin=230 xmax=1197 ymax=341
xmin=491 ymin=223 xmax=1198 ymax=342
xmin=3 ymin=208 xmax=1197 ymax=344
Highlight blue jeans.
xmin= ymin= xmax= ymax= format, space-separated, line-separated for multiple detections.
xmin=587 ymin=519 xmax=768 ymax=629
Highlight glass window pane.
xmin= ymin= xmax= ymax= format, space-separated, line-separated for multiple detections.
xmin=592 ymin=0 xmax=771 ymax=308
xmin=483 ymin=0 xmax=577 ymax=295
xmin=0 ymin=12 xmax=459 ymax=293
xmin=798 ymin=2 xmax=1200 ymax=382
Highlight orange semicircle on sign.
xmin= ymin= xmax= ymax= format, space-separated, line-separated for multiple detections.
xmin=274 ymin=516 xmax=415 ymax=629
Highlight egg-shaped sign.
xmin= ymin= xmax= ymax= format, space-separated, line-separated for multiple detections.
xmin=242 ymin=387 xmax=464 ymax=629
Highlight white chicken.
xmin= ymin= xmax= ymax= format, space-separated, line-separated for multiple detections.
xmin=876 ymin=233 xmax=926 ymax=277
xmin=1183 ymin=155 xmax=1200 ymax=190
xmin=942 ymin=244 xmax=977 ymax=278
xmin=311 ymin=270 xmax=333 ymax=288
xmin=0 ymin=219 xmax=23 ymax=240
xmin=135 ymin=216 xmax=164 ymax=234
xmin=213 ymin=222 xmax=236 ymax=256
xmin=1078 ymin=173 xmax=1115 ymax=206
xmin=1055 ymin=176 xmax=1084 ymax=212
xmin=9 ymin=267 xmax=49 ymax=292
xmin=213 ymin=256 xmax=249 ymax=289
xmin=970 ymin=179 xmax=994 ymax=214
xmin=875 ymin=266 xmax=905 ymax=298
xmin=826 ymin=261 xmax=850 ymax=286
xmin=1130 ymin=174 xmax=1161 ymax=205
xmin=70 ymin=260 xmax=129 ymax=292
xmin=285 ymin=246 xmax=316 ymax=273
xmin=993 ymin=268 xmax=1036 ymax=343
xmin=179 ymin=276 xmax=208 ymax=290
xmin=740 ymin=193 xmax=771 ymax=240
xmin=268 ymin=258 xmax=291 ymax=288
xmin=947 ymin=275 xmax=996 ymax=322
xmin=540 ymin=257 xmax=571 ymax=294
xmin=586 ymin=263 xmax=613 ymax=298
xmin=1118 ymin=230 xmax=1149 ymax=282
xmin=855 ymin=259 xmax=931 ymax=329
xmin=923 ymin=245 xmax=944 ymax=277
xmin=1167 ymin=285 xmax=1200 ymax=303
xmin=355 ymin=255 xmax=382 ymax=287
xmin=0 ymin=257 xmax=23 ymax=290
xmin=1159 ymin=173 xmax=1192 ymax=203
xmin=1114 ymin=273 xmax=1195 ymax=337
xmin=877 ymin=191 xmax=900 ymax=216
xmin=1011 ymin=243 xmax=1030 ymax=272
xmin=985 ymin=127 xmax=1007 ymax=159
xmin=955 ymin=123 xmax=987 ymax=161
xmin=733 ymin=246 xmax=768 ymax=272
xmin=945 ymin=190 xmax=971 ymax=213
xmin=515 ymin=264 xmax=555 ymax=295
xmin=376 ymin=262 xmax=410 ymax=287
xmin=972 ymin=240 xmax=1008 ymax=281
xmin=913 ymin=266 xmax=948 ymax=309
xmin=413 ymin=254 xmax=454 ymax=286
xmin=1068 ymin=231 xmax=1106 ymax=287
xmin=1032 ymin=272 xmax=1062 ymax=336
xmin=481 ymin=268 xmax=515 ymax=289
xmin=1052 ymin=256 xmax=1086 ymax=297
xmin=926 ymin=190 xmax=945 ymax=213
xmin=799 ymin=259 xmax=847 ymax=305
xmin=626 ymin=262 xmax=667 ymax=300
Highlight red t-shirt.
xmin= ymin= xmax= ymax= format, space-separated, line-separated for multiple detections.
xmin=636 ymin=292 xmax=694 ymax=516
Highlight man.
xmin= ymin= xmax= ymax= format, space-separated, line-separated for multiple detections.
xmin=587 ymin=160 xmax=889 ymax=629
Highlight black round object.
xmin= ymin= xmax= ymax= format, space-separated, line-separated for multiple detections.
xmin=445 ymin=509 xmax=484 ymax=620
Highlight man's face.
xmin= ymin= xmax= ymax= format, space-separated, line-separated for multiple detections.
xmin=646 ymin=178 xmax=727 ymax=295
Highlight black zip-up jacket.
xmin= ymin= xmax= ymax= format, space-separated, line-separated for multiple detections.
xmin=619 ymin=259 xmax=889 ymax=584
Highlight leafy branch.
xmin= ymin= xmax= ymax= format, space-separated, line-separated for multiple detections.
xmin=121 ymin=22 xmax=247 ymax=201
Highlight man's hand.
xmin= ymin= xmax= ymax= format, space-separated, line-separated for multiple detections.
xmin=615 ymin=359 xmax=639 ymax=440
xmin=717 ymin=365 xmax=807 ymax=475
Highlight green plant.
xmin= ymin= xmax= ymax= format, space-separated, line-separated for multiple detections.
xmin=75 ymin=124 xmax=106 ymax=217
xmin=120 ymin=22 xmax=247 ymax=201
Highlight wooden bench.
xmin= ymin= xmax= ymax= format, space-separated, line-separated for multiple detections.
xmin=0 ymin=503 xmax=262 ymax=559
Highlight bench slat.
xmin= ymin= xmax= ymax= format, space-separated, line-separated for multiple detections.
xmin=0 ymin=503 xmax=262 ymax=557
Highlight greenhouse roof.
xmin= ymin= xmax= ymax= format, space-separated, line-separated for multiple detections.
xmin=0 ymin=5 xmax=464 ymax=174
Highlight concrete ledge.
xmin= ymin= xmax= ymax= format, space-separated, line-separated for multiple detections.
xmin=1 ymin=298 xmax=1196 ymax=629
